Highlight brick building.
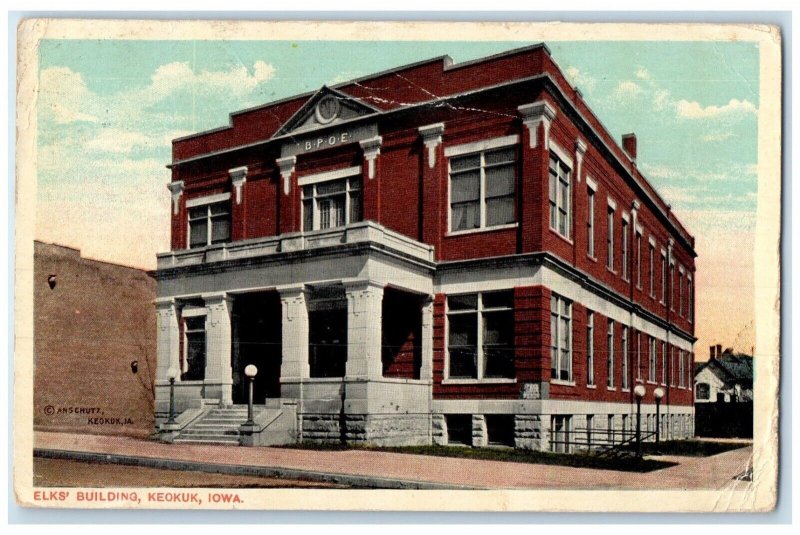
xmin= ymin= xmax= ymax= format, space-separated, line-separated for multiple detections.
xmin=154 ymin=44 xmax=696 ymax=449
xmin=34 ymin=241 xmax=157 ymax=437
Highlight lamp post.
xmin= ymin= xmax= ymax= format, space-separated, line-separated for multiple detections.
xmin=633 ymin=384 xmax=646 ymax=458
xmin=244 ymin=364 xmax=258 ymax=426
xmin=166 ymin=366 xmax=179 ymax=425
xmin=654 ymin=387 xmax=665 ymax=445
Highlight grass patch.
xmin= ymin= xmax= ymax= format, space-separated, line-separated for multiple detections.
xmin=635 ymin=439 xmax=748 ymax=457
xmin=280 ymin=443 xmax=678 ymax=473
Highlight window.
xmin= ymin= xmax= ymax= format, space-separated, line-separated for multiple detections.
xmin=636 ymin=331 xmax=642 ymax=381
xmin=302 ymin=177 xmax=362 ymax=231
xmin=621 ymin=219 xmax=629 ymax=280
xmin=182 ymin=313 xmax=206 ymax=381
xmin=586 ymin=414 xmax=594 ymax=448
xmin=670 ymin=345 xmax=675 ymax=386
xmin=607 ymin=414 xmax=615 ymax=444
xmin=550 ymin=294 xmax=573 ymax=382
xmin=486 ymin=415 xmax=515 ymax=446
xmin=188 ymin=201 xmax=230 ymax=249
xmin=648 ymin=336 xmax=657 ymax=383
xmin=587 ymin=189 xmax=595 ymax=257
xmin=696 ymin=383 xmax=710 ymax=400
xmin=670 ymin=264 xmax=675 ymax=311
xmin=607 ymin=206 xmax=615 ymax=270
xmin=649 ymin=242 xmax=656 ymax=297
xmin=678 ymin=349 xmax=685 ymax=387
xmin=308 ymin=286 xmax=348 ymax=378
xmin=445 ymin=415 xmax=472 ymax=445
xmin=636 ymin=232 xmax=642 ymax=288
xmin=449 ymin=146 xmax=516 ymax=232
xmin=448 ymin=291 xmax=514 ymax=379
xmin=660 ymin=251 xmax=667 ymax=304
xmin=661 ymin=340 xmax=667 ymax=385
xmin=550 ymin=415 xmax=573 ymax=453
xmin=587 ymin=311 xmax=595 ymax=386
xmin=549 ymin=153 xmax=571 ymax=238
xmin=679 ymin=269 xmax=684 ymax=317
xmin=688 ymin=276 xmax=693 ymax=322
xmin=607 ymin=320 xmax=615 ymax=388
xmin=621 ymin=326 xmax=629 ymax=389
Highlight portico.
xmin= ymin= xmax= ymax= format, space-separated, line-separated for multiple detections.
xmin=154 ymin=220 xmax=436 ymax=445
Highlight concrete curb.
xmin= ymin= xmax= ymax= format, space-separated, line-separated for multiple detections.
xmin=34 ymin=448 xmax=478 ymax=490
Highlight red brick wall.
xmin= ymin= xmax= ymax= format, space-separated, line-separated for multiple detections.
xmin=34 ymin=241 xmax=157 ymax=437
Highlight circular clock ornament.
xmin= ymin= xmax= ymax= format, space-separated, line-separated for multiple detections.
xmin=315 ymin=95 xmax=340 ymax=124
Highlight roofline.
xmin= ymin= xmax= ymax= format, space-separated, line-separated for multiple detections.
xmin=172 ymin=43 xmax=550 ymax=145
xmin=34 ymin=239 xmax=153 ymax=273
xmin=168 ymin=69 xmax=695 ymax=252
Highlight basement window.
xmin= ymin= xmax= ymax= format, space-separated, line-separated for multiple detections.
xmin=445 ymin=414 xmax=472 ymax=446
xmin=486 ymin=415 xmax=515 ymax=447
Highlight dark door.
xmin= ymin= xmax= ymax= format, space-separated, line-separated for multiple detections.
xmin=231 ymin=292 xmax=282 ymax=404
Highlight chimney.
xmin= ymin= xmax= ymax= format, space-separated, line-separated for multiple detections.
xmin=622 ymin=133 xmax=637 ymax=161
xmin=716 ymin=344 xmax=722 ymax=359
xmin=709 ymin=345 xmax=716 ymax=360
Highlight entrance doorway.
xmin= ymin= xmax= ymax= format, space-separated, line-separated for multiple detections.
xmin=231 ymin=291 xmax=282 ymax=404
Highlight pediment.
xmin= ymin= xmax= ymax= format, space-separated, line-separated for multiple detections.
xmin=275 ymin=86 xmax=381 ymax=137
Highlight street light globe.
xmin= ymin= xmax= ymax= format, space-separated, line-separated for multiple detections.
xmin=653 ymin=387 xmax=665 ymax=400
xmin=633 ymin=384 xmax=646 ymax=399
xmin=166 ymin=366 xmax=179 ymax=380
xmin=244 ymin=364 xmax=258 ymax=378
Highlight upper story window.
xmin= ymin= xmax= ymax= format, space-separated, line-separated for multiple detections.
xmin=678 ymin=267 xmax=685 ymax=317
xmin=636 ymin=230 xmax=643 ymax=289
xmin=606 ymin=205 xmax=615 ymax=271
xmin=586 ymin=311 xmax=595 ymax=386
xmin=447 ymin=290 xmax=514 ymax=380
xmin=549 ymin=153 xmax=571 ymax=239
xmin=648 ymin=336 xmax=657 ymax=383
xmin=550 ymin=293 xmax=573 ymax=382
xmin=661 ymin=340 xmax=667 ymax=385
xmin=449 ymin=145 xmax=516 ymax=232
xmin=587 ymin=188 xmax=596 ymax=258
xmin=621 ymin=218 xmax=629 ymax=280
xmin=687 ymin=275 xmax=693 ymax=323
xmin=188 ymin=194 xmax=231 ymax=249
xmin=302 ymin=175 xmax=362 ymax=231
xmin=660 ymin=250 xmax=667 ymax=304
xmin=649 ymin=240 xmax=656 ymax=298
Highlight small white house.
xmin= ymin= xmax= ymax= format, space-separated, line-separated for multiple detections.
xmin=694 ymin=345 xmax=753 ymax=404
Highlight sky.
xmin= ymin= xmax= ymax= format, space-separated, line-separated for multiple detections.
xmin=34 ymin=39 xmax=760 ymax=358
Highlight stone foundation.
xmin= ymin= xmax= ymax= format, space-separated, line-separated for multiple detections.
xmin=300 ymin=412 xmax=431 ymax=446
xmin=514 ymin=414 xmax=548 ymax=451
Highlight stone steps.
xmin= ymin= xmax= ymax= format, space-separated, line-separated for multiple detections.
xmin=172 ymin=406 xmax=262 ymax=446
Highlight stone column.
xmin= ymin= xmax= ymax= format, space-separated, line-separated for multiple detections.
xmin=203 ymin=293 xmax=233 ymax=405
xmin=277 ymin=284 xmax=311 ymax=383
xmin=343 ymin=280 xmax=384 ymax=380
xmin=155 ymin=299 xmax=180 ymax=382
xmin=420 ymin=295 xmax=434 ymax=380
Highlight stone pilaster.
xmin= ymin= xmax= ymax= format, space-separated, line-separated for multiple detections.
xmin=277 ymin=284 xmax=310 ymax=382
xmin=420 ymin=295 xmax=434 ymax=380
xmin=203 ymin=293 xmax=233 ymax=405
xmin=155 ymin=299 xmax=180 ymax=381
xmin=343 ymin=280 xmax=384 ymax=380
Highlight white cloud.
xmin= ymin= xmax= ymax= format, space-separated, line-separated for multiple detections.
xmin=676 ymin=98 xmax=757 ymax=119
xmin=612 ymin=80 xmax=642 ymax=100
xmin=635 ymin=67 xmax=651 ymax=80
xmin=39 ymin=67 xmax=99 ymax=124
xmin=146 ymin=60 xmax=277 ymax=103
xmin=564 ymin=66 xmax=596 ymax=92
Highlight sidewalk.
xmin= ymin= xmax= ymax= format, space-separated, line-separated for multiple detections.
xmin=34 ymin=431 xmax=753 ymax=490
